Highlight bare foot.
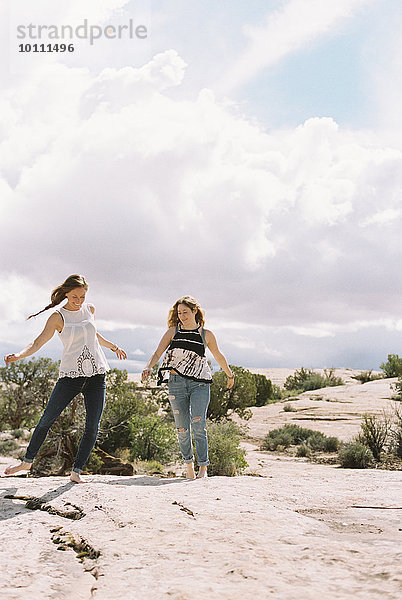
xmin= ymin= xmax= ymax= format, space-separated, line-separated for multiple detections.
xmin=3 ymin=461 xmax=32 ymax=476
xmin=196 ymin=466 xmax=208 ymax=479
xmin=70 ymin=471 xmax=86 ymax=483
xmin=186 ymin=463 xmax=196 ymax=479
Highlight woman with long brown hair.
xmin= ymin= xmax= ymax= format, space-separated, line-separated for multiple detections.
xmin=142 ymin=296 xmax=234 ymax=479
xmin=2 ymin=274 xmax=127 ymax=483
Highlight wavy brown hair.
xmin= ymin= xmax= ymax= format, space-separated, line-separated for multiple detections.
xmin=167 ymin=296 xmax=205 ymax=328
xmin=27 ymin=274 xmax=88 ymax=319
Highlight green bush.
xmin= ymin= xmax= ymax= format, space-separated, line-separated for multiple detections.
xmin=391 ymin=377 xmax=402 ymax=401
xmin=99 ymin=369 xmax=157 ymax=454
xmin=390 ymin=404 xmax=402 ymax=458
xmin=0 ymin=439 xmax=19 ymax=455
xmin=305 ymin=430 xmax=328 ymax=451
xmin=351 ymin=371 xmax=383 ymax=384
xmin=208 ymin=365 xmax=256 ymax=421
xmin=296 ymin=444 xmax=311 ymax=457
xmin=11 ymin=428 xmax=27 ymax=439
xmin=253 ymin=374 xmax=274 ymax=406
xmin=128 ymin=414 xmax=178 ymax=463
xmin=262 ymin=424 xmax=340 ymax=453
xmin=0 ymin=357 xmax=59 ymax=429
xmin=283 ymin=403 xmax=296 ymax=412
xmin=262 ymin=430 xmax=294 ymax=450
xmin=380 ymin=354 xmax=402 ymax=378
xmin=206 ymin=420 xmax=248 ymax=476
xmin=338 ymin=442 xmax=374 ymax=468
xmin=322 ymin=436 xmax=340 ymax=452
xmin=284 ymin=368 xmax=344 ymax=393
xmin=359 ymin=413 xmax=389 ymax=461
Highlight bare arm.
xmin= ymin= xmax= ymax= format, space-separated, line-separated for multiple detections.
xmin=205 ymin=329 xmax=234 ymax=389
xmin=89 ymin=306 xmax=127 ymax=360
xmin=4 ymin=312 xmax=62 ymax=365
xmin=96 ymin=332 xmax=127 ymax=360
xmin=141 ymin=327 xmax=176 ymax=381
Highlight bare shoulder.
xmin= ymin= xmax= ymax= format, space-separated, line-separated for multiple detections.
xmin=165 ymin=326 xmax=177 ymax=339
xmin=203 ymin=329 xmax=217 ymax=346
xmin=48 ymin=311 xmax=64 ymax=332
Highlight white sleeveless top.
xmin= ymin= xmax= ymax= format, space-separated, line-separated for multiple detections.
xmin=57 ymin=304 xmax=109 ymax=378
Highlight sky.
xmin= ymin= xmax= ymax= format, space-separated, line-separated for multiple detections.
xmin=1 ymin=0 xmax=402 ymax=373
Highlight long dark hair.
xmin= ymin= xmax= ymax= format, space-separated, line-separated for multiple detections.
xmin=27 ymin=274 xmax=88 ymax=319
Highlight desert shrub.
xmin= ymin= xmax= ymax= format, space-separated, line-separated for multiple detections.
xmin=262 ymin=424 xmax=339 ymax=453
xmin=11 ymin=428 xmax=27 ymax=439
xmin=0 ymin=358 xmax=59 ymax=428
xmin=351 ymin=371 xmax=383 ymax=384
xmin=338 ymin=442 xmax=374 ymax=468
xmin=140 ymin=460 xmax=164 ymax=475
xmin=283 ymin=403 xmax=296 ymax=412
xmin=99 ymin=369 xmax=157 ymax=454
xmin=262 ymin=429 xmax=294 ymax=450
xmin=128 ymin=414 xmax=178 ymax=463
xmin=389 ymin=404 xmax=402 ymax=458
xmin=358 ymin=413 xmax=389 ymax=461
xmin=253 ymin=374 xmax=274 ymax=406
xmin=296 ymin=444 xmax=311 ymax=457
xmin=391 ymin=377 xmax=402 ymax=402
xmin=206 ymin=420 xmax=248 ymax=476
xmin=380 ymin=354 xmax=402 ymax=378
xmin=284 ymin=368 xmax=343 ymax=393
xmin=0 ymin=439 xmax=19 ymax=455
xmin=305 ymin=430 xmax=328 ymax=451
xmin=322 ymin=436 xmax=340 ymax=452
xmin=208 ymin=366 xmax=256 ymax=421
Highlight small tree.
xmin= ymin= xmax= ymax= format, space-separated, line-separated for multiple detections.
xmin=0 ymin=358 xmax=59 ymax=429
xmin=380 ymin=354 xmax=402 ymax=378
xmin=208 ymin=365 xmax=256 ymax=421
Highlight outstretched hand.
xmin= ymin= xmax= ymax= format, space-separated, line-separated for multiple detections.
xmin=114 ymin=348 xmax=127 ymax=360
xmin=4 ymin=354 xmax=18 ymax=366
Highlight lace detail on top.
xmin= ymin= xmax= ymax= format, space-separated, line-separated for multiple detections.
xmin=158 ymin=326 xmax=212 ymax=385
xmin=58 ymin=304 xmax=110 ymax=379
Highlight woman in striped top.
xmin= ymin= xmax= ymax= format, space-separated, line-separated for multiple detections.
xmin=142 ymin=296 xmax=234 ymax=479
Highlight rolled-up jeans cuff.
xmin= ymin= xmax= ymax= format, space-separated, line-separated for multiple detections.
xmin=184 ymin=458 xmax=194 ymax=464
xmin=198 ymin=460 xmax=209 ymax=466
xmin=23 ymin=457 xmax=33 ymax=464
xmin=72 ymin=467 xmax=82 ymax=474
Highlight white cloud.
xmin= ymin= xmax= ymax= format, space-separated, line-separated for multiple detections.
xmin=130 ymin=348 xmax=145 ymax=356
xmin=216 ymin=0 xmax=376 ymax=94
xmin=360 ymin=208 xmax=401 ymax=227
xmin=1 ymin=51 xmax=401 ymax=334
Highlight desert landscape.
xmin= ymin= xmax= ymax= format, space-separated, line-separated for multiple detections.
xmin=1 ymin=369 xmax=401 ymax=600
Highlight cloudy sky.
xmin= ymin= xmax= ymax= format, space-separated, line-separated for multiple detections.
xmin=1 ymin=0 xmax=402 ymax=372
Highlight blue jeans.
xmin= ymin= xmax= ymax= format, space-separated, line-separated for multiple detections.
xmin=24 ymin=374 xmax=106 ymax=474
xmin=168 ymin=373 xmax=210 ymax=466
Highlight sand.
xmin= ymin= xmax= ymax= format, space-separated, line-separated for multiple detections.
xmin=1 ymin=369 xmax=401 ymax=600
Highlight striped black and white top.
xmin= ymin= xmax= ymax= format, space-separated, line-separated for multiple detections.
xmin=157 ymin=325 xmax=212 ymax=385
